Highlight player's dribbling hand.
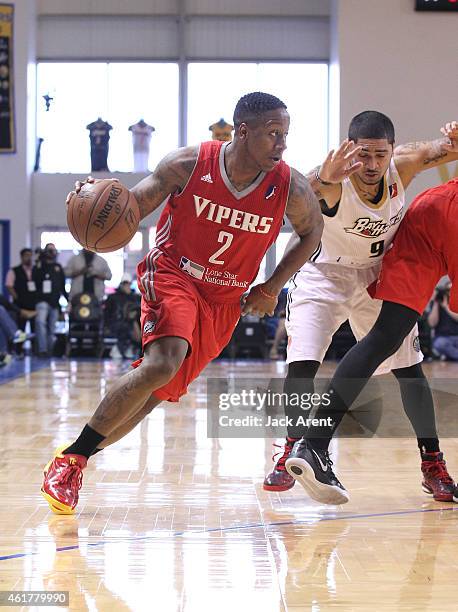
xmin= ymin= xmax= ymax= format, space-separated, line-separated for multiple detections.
xmin=440 ymin=121 xmax=458 ymax=153
xmin=318 ymin=139 xmax=363 ymax=184
xmin=241 ymin=284 xmax=278 ymax=317
xmin=65 ymin=176 xmax=120 ymax=205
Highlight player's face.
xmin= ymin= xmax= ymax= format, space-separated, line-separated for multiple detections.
xmin=353 ymin=138 xmax=393 ymax=185
xmin=246 ymin=108 xmax=290 ymax=172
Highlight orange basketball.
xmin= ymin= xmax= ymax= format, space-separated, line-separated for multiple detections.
xmin=67 ymin=179 xmax=140 ymax=253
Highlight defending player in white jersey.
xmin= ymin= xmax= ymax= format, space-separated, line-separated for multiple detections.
xmin=264 ymin=111 xmax=458 ymax=503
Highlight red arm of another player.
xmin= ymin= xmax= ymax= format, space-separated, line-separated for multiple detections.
xmin=131 ymin=146 xmax=199 ymax=221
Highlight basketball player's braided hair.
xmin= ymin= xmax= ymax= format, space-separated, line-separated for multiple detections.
xmin=233 ymin=92 xmax=287 ymax=127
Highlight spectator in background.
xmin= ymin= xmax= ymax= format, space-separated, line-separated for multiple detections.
xmin=427 ymin=280 xmax=458 ymax=361
xmin=65 ymin=249 xmax=112 ymax=303
xmin=33 ymin=243 xmax=67 ymax=357
xmin=0 ymin=294 xmax=27 ymax=366
xmin=104 ymin=273 xmax=141 ymax=359
xmin=5 ymin=248 xmax=37 ymax=333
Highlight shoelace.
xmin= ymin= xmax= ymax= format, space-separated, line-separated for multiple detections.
xmin=56 ymin=463 xmax=83 ymax=490
xmin=424 ymin=460 xmax=453 ymax=485
xmin=321 ymin=450 xmax=334 ymax=469
xmin=272 ymin=442 xmax=294 ymax=471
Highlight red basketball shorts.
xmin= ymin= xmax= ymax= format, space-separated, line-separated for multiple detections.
xmin=372 ymin=183 xmax=458 ymax=314
xmin=133 ymin=251 xmax=241 ymax=402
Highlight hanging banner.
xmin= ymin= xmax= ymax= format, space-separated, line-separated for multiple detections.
xmin=0 ymin=3 xmax=14 ymax=153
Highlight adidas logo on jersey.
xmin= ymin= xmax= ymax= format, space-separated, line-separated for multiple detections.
xmin=201 ymin=173 xmax=213 ymax=183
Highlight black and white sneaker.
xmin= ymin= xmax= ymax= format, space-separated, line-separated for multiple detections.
xmin=285 ymin=439 xmax=349 ymax=505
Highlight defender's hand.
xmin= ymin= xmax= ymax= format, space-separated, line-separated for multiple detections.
xmin=440 ymin=121 xmax=458 ymax=153
xmin=318 ymin=139 xmax=363 ymax=184
xmin=241 ymin=284 xmax=278 ymax=317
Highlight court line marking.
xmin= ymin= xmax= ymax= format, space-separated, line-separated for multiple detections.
xmin=1 ymin=504 xmax=458 ymax=562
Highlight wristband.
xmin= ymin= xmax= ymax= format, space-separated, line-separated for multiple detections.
xmin=315 ymin=169 xmax=332 ymax=186
xmin=259 ymin=286 xmax=277 ymax=300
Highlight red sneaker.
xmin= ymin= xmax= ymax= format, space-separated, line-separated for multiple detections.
xmin=263 ymin=438 xmax=298 ymax=492
xmin=421 ymin=451 xmax=455 ymax=502
xmin=41 ymin=448 xmax=87 ymax=514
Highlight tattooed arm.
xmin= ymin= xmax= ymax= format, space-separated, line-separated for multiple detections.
xmin=270 ymin=168 xmax=323 ymax=291
xmin=242 ymin=168 xmax=323 ymax=316
xmin=394 ymin=121 xmax=458 ymax=189
xmin=131 ymin=146 xmax=199 ymax=220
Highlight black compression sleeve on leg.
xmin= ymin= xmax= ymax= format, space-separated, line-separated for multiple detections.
xmin=307 ymin=302 xmax=420 ymax=450
xmin=284 ymin=360 xmax=320 ymax=439
xmin=392 ymin=363 xmax=440 ymax=453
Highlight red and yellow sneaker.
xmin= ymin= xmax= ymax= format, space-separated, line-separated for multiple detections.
xmin=263 ymin=438 xmax=298 ymax=492
xmin=421 ymin=451 xmax=455 ymax=502
xmin=41 ymin=447 xmax=87 ymax=515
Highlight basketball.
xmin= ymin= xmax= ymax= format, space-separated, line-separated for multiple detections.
xmin=67 ymin=179 xmax=140 ymax=253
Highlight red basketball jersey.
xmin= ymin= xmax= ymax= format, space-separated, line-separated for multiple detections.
xmin=142 ymin=141 xmax=291 ymax=302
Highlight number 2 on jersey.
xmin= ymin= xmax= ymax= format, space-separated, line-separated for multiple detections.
xmin=369 ymin=240 xmax=385 ymax=258
xmin=209 ymin=231 xmax=234 ymax=265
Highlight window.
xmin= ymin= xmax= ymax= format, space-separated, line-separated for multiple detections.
xmin=187 ymin=63 xmax=328 ymax=171
xmin=40 ymin=231 xmax=124 ymax=289
xmin=36 ymin=63 xmax=179 ymax=173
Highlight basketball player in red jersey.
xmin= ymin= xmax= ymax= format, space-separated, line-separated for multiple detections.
xmin=286 ymin=175 xmax=458 ymax=505
xmin=41 ymin=92 xmax=324 ymax=514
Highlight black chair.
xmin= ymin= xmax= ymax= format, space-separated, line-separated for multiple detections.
xmin=225 ymin=316 xmax=269 ymax=359
xmin=66 ymin=293 xmax=103 ymax=357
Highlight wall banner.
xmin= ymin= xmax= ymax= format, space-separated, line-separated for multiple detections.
xmin=0 ymin=3 xmax=14 ymax=153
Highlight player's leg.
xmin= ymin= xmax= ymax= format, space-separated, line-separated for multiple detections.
xmin=285 ymin=301 xmax=419 ymax=504
xmin=263 ymin=265 xmax=349 ymax=492
xmin=41 ymin=336 xmax=187 ymax=514
xmin=392 ymin=363 xmax=455 ymax=501
xmin=92 ymin=395 xmax=162 ymax=452
xmin=349 ymin=275 xmax=455 ymax=501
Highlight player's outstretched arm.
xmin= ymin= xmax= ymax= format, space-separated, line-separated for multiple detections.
xmin=305 ymin=139 xmax=362 ymax=209
xmin=394 ymin=121 xmax=458 ymax=188
xmin=132 ymin=146 xmax=199 ymax=220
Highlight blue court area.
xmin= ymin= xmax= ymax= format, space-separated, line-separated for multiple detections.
xmin=0 ymin=356 xmax=51 ymax=385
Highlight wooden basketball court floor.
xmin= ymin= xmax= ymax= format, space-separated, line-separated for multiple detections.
xmin=1 ymin=357 xmax=458 ymax=611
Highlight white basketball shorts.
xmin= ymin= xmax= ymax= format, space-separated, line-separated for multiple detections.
xmin=285 ymin=262 xmax=423 ymax=374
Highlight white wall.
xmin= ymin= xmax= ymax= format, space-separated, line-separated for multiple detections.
xmin=336 ymin=0 xmax=458 ymax=198
xmin=0 ymin=0 xmax=36 ymax=266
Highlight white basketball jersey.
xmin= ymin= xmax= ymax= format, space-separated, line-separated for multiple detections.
xmin=309 ymin=159 xmax=405 ymax=268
